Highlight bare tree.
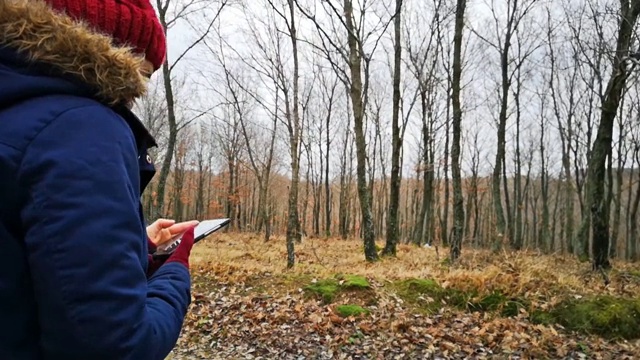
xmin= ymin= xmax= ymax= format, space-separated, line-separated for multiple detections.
xmin=153 ymin=0 xmax=227 ymax=218
xmin=210 ymin=100 xmax=244 ymax=228
xmin=586 ymin=0 xmax=640 ymax=270
xmin=209 ymin=41 xmax=279 ymax=241
xmin=471 ymin=0 xmax=540 ymax=250
xmin=381 ymin=0 xmax=403 ymax=256
xmin=627 ymin=125 xmax=640 ymax=261
xmin=546 ymin=3 xmax=580 ymax=254
xmin=193 ymin=121 xmax=213 ymax=220
xmin=404 ymin=0 xmax=447 ymax=247
xmin=318 ymin=69 xmax=339 ymax=236
xmin=450 ymin=0 xmax=466 ymax=261
xmin=294 ymin=0 xmax=394 ymax=261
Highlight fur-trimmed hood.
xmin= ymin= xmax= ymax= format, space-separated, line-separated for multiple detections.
xmin=0 ymin=0 xmax=149 ymax=105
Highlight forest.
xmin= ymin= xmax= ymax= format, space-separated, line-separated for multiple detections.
xmin=141 ymin=0 xmax=640 ymax=265
xmin=138 ymin=0 xmax=640 ymax=357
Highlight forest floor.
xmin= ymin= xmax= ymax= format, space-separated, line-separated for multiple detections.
xmin=167 ymin=233 xmax=640 ymax=359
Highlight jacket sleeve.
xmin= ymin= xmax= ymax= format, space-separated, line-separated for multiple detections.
xmin=18 ymin=104 xmax=190 ymax=360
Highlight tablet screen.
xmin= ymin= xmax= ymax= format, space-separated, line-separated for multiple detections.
xmin=193 ymin=218 xmax=230 ymax=240
xmin=154 ymin=218 xmax=230 ymax=255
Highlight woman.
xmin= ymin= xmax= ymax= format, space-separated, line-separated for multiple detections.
xmin=0 ymin=0 xmax=198 ymax=359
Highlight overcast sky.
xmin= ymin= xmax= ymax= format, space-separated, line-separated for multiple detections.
xmin=148 ymin=0 xmax=628 ymax=180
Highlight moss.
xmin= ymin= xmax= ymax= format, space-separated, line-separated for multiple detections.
xmin=336 ymin=304 xmax=370 ymax=317
xmin=531 ymin=296 xmax=640 ymax=340
xmin=530 ymin=310 xmax=555 ymax=325
xmin=397 ymin=279 xmax=441 ymax=296
xmin=474 ymin=291 xmax=507 ymax=311
xmin=555 ymin=296 xmax=640 ymax=339
xmin=303 ymin=279 xmax=339 ymax=303
xmin=395 ymin=278 xmax=470 ymax=310
xmin=338 ymin=274 xmax=370 ymax=289
xmin=468 ymin=292 xmax=529 ymax=317
xmin=394 ymin=278 xmax=476 ymax=313
xmin=303 ymin=274 xmax=371 ymax=304
xmin=394 ymin=278 xmax=531 ymax=318
xmin=447 ymin=288 xmax=477 ymax=309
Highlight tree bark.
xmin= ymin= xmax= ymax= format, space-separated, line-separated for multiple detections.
xmin=586 ymin=0 xmax=640 ymax=270
xmin=285 ymin=0 xmax=302 ymax=268
xmin=383 ymin=0 xmax=403 ymax=256
xmin=344 ymin=0 xmax=377 ymax=261
xmin=450 ymin=0 xmax=466 ymax=262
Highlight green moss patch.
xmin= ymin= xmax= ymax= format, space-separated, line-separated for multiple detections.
xmin=530 ymin=310 xmax=555 ymax=325
xmin=394 ymin=278 xmax=440 ymax=302
xmin=531 ymin=296 xmax=640 ymax=340
xmin=338 ymin=274 xmax=370 ymax=289
xmin=393 ymin=278 xmax=474 ymax=313
xmin=336 ymin=304 xmax=370 ymax=317
xmin=304 ymin=279 xmax=340 ymax=303
xmin=393 ymin=278 xmax=529 ymax=317
xmin=468 ymin=291 xmax=530 ymax=317
xmin=303 ymin=274 xmax=372 ymax=304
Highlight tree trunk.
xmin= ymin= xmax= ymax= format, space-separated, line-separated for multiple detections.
xmin=628 ymin=148 xmax=640 ymax=261
xmin=610 ymin=106 xmax=627 ymax=257
xmin=285 ymin=0 xmax=302 ymax=268
xmin=383 ymin=0 xmax=403 ymax=256
xmin=325 ymin=100 xmax=332 ymax=237
xmin=155 ymin=59 xmax=177 ymax=219
xmin=513 ymin=85 xmax=523 ymax=250
xmin=449 ymin=0 xmax=466 ymax=262
xmin=416 ymin=92 xmax=435 ymax=246
xmin=338 ymin=129 xmax=350 ymax=240
xmin=344 ymin=0 xmax=377 ymax=261
xmin=587 ymin=0 xmax=640 ymax=270
xmin=539 ymin=103 xmax=551 ymax=252
xmin=492 ymin=12 xmax=514 ymax=248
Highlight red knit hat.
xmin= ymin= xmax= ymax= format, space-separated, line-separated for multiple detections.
xmin=44 ymin=0 xmax=166 ymax=70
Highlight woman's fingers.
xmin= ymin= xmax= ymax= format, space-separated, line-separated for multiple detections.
xmin=148 ymin=219 xmax=198 ymax=246
xmin=154 ymin=219 xmax=175 ymax=228
xmin=167 ymin=220 xmax=199 ymax=236
xmin=154 ymin=228 xmax=175 ymax=246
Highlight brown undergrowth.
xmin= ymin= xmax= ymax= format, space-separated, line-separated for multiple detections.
xmin=168 ymin=232 xmax=640 ymax=359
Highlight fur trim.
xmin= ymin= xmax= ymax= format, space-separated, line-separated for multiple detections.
xmin=0 ymin=0 xmax=149 ymax=105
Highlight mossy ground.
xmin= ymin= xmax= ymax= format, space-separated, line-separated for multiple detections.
xmin=392 ymin=277 xmax=640 ymax=340
xmin=391 ymin=278 xmax=527 ymax=317
xmin=303 ymin=274 xmax=371 ymax=304
xmin=189 ymin=234 xmax=640 ymax=344
xmin=335 ymin=304 xmax=370 ymax=317
xmin=532 ymin=296 xmax=640 ymax=340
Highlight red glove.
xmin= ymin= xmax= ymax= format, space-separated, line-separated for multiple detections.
xmin=146 ymin=254 xmax=163 ymax=277
xmin=147 ymin=237 xmax=158 ymax=253
xmin=146 ymin=238 xmax=162 ymax=278
xmin=164 ymin=225 xmax=195 ymax=269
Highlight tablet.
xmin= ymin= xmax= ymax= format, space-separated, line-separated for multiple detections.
xmin=153 ymin=218 xmax=230 ymax=258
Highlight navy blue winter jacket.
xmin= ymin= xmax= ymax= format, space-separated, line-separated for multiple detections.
xmin=0 ymin=2 xmax=190 ymax=359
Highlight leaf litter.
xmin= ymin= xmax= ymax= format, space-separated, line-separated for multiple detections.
xmin=167 ymin=234 xmax=640 ymax=359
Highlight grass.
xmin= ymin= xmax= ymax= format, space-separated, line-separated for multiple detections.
xmin=192 ymin=232 xmax=640 ymax=339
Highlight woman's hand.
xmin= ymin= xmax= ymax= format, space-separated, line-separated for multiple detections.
xmin=146 ymin=219 xmax=199 ymax=247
